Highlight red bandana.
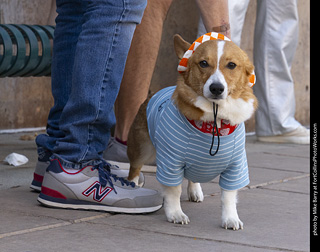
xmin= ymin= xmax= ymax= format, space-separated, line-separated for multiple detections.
xmin=187 ymin=118 xmax=237 ymax=136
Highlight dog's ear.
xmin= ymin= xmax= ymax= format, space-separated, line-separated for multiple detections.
xmin=174 ymin=34 xmax=191 ymax=60
xmin=241 ymin=51 xmax=255 ymax=86
xmin=245 ymin=60 xmax=255 ymax=85
xmin=245 ymin=59 xmax=254 ymax=76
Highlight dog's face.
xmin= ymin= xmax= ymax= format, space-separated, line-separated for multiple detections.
xmin=193 ymin=41 xmax=254 ymax=101
xmin=175 ymin=36 xmax=254 ymax=101
xmin=173 ymin=34 xmax=258 ymax=124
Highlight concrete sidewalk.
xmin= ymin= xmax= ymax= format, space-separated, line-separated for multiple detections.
xmin=0 ymin=132 xmax=310 ymax=252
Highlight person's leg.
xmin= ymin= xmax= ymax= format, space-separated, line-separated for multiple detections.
xmin=37 ymin=0 xmax=163 ymax=212
xmin=36 ymin=0 xmax=84 ymax=154
xmin=53 ymin=0 xmax=147 ymax=167
xmin=32 ymin=0 xmax=148 ymax=189
xmin=104 ymin=0 xmax=173 ymax=162
xmin=31 ymin=0 xmax=85 ymax=191
xmin=254 ymin=0 xmax=309 ymax=144
xmin=227 ymin=0 xmax=250 ymax=46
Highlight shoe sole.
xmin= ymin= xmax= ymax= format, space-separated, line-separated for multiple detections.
xmin=30 ymin=184 xmax=41 ymax=192
xmin=38 ymin=194 xmax=162 ymax=214
xmin=257 ymin=136 xmax=310 ymax=144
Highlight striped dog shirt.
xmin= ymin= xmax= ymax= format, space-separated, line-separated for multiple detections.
xmin=147 ymin=86 xmax=249 ymax=191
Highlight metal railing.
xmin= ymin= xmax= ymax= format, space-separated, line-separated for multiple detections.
xmin=0 ymin=24 xmax=54 ymax=77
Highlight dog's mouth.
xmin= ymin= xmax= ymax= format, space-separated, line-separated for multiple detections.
xmin=204 ymin=95 xmax=226 ymax=105
xmin=206 ymin=95 xmax=224 ymax=101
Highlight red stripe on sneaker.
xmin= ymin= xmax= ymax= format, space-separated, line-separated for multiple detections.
xmin=33 ymin=173 xmax=43 ymax=183
xmin=41 ymin=186 xmax=67 ymax=199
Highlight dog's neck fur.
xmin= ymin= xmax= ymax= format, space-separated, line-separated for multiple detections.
xmin=172 ymin=81 xmax=207 ymax=121
xmin=172 ymin=81 xmax=255 ymax=126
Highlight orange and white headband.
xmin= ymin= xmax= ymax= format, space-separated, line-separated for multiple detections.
xmin=177 ymin=32 xmax=256 ymax=87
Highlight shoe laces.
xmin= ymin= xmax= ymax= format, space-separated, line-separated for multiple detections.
xmin=93 ymin=161 xmax=135 ymax=194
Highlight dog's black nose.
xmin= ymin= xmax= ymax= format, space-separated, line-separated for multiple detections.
xmin=209 ymin=83 xmax=225 ymax=96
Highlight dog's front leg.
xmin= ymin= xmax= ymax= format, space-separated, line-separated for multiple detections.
xmin=221 ymin=189 xmax=243 ymax=230
xmin=162 ymin=184 xmax=190 ymax=224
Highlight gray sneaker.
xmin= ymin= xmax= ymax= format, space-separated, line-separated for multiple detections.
xmin=104 ymin=137 xmax=156 ymax=166
xmin=103 ymin=137 xmax=129 ymax=162
xmin=31 ymin=151 xmax=145 ymax=192
xmin=38 ymin=159 xmax=162 ymax=213
xmin=30 ymin=150 xmax=52 ymax=192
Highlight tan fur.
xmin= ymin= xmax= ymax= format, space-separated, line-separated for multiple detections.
xmin=127 ymin=96 xmax=156 ymax=182
xmin=173 ymin=34 xmax=191 ymax=59
xmin=172 ymin=77 xmax=205 ymax=121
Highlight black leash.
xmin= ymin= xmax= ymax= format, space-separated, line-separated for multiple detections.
xmin=209 ymin=103 xmax=220 ymax=156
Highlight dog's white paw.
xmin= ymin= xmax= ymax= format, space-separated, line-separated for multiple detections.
xmin=187 ymin=182 xmax=204 ymax=202
xmin=221 ymin=215 xmax=243 ymax=231
xmin=166 ymin=210 xmax=190 ymax=225
xmin=188 ymin=190 xmax=204 ymax=202
xmin=221 ymin=189 xmax=243 ymax=230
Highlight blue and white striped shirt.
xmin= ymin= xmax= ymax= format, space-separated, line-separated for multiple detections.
xmin=147 ymin=86 xmax=249 ymax=191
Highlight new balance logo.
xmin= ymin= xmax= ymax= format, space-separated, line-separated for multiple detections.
xmin=82 ymin=181 xmax=113 ymax=202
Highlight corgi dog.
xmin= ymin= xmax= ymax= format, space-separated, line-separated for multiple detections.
xmin=127 ymin=32 xmax=257 ymax=230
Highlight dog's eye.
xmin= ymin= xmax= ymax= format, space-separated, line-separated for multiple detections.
xmin=199 ymin=60 xmax=209 ymax=68
xmin=227 ymin=62 xmax=237 ymax=69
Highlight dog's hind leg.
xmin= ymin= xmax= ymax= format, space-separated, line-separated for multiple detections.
xmin=127 ymin=98 xmax=156 ymax=186
xmin=187 ymin=181 xmax=204 ymax=202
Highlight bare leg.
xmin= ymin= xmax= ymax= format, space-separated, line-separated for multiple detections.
xmin=114 ymin=0 xmax=174 ymax=142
